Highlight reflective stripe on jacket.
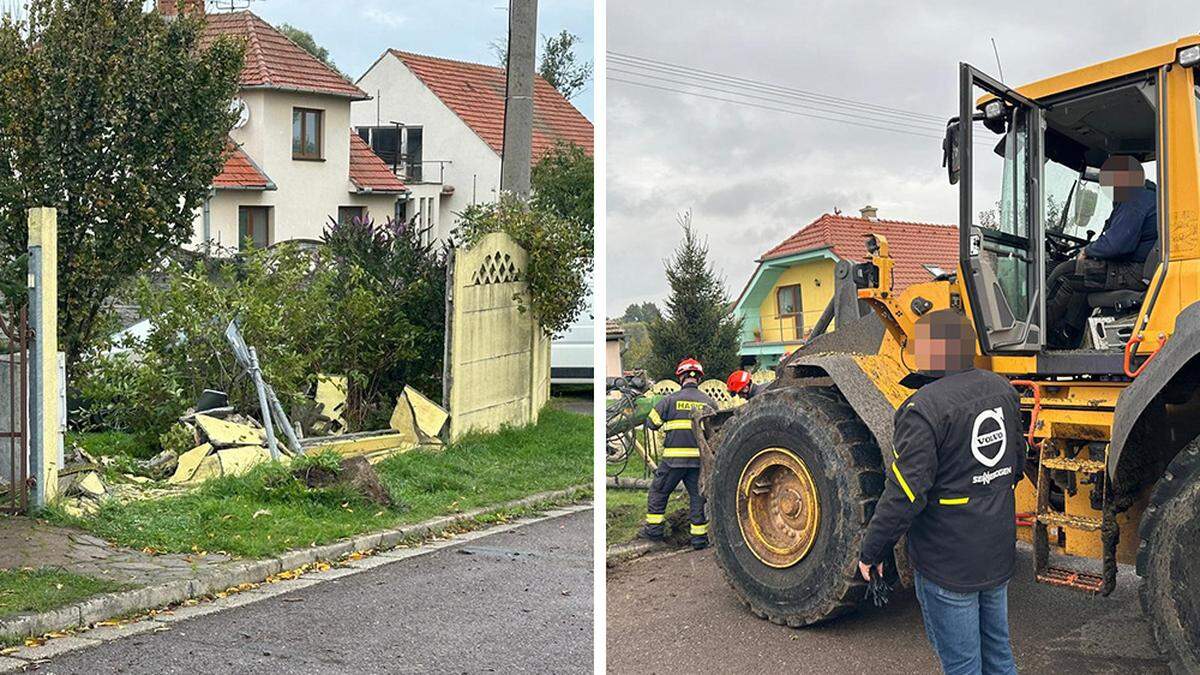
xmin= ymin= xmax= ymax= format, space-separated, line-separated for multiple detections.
xmin=644 ymin=382 xmax=716 ymax=467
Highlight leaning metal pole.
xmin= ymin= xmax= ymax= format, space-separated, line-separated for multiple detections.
xmin=247 ymin=347 xmax=279 ymax=460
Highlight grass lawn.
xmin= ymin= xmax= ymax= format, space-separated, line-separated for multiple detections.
xmin=45 ymin=407 xmax=591 ymax=558
xmin=0 ymin=568 xmax=129 ymax=620
xmin=606 ymin=487 xmax=687 ymax=547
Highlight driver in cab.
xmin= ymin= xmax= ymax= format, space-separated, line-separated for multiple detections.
xmin=1045 ymin=155 xmax=1158 ymax=348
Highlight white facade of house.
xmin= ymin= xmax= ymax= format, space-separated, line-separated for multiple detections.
xmin=193 ymin=89 xmax=399 ymax=250
xmin=351 ymin=55 xmax=503 ymax=242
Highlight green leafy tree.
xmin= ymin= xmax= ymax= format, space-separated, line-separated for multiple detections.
xmin=491 ymin=30 xmax=593 ymax=100
xmin=453 ymin=194 xmax=593 ymax=336
xmin=0 ymin=0 xmax=244 ymax=370
xmin=619 ymin=321 xmax=653 ymax=374
xmin=648 ymin=212 xmax=743 ymax=380
xmin=532 ymin=141 xmax=592 ymax=226
xmin=276 ymin=22 xmax=344 ymax=78
xmin=621 ymin=302 xmax=661 ymax=324
xmin=537 ymin=30 xmax=592 ymax=101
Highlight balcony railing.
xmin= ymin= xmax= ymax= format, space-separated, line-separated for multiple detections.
xmin=745 ymin=313 xmax=810 ymax=345
xmin=380 ymin=159 xmax=452 ymax=185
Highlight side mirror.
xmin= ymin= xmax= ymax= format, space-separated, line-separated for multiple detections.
xmin=942 ymin=118 xmax=961 ymax=185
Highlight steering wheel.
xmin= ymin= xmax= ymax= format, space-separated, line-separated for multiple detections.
xmin=1045 ymin=230 xmax=1090 ymax=261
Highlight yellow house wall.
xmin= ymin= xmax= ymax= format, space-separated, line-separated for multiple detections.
xmin=447 ymin=232 xmax=551 ymax=440
xmin=756 ymin=259 xmax=836 ymax=342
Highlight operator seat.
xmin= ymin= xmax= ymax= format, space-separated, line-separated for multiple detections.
xmin=1085 ymin=238 xmax=1161 ymax=315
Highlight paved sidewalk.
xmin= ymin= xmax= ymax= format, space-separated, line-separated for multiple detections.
xmin=0 ymin=517 xmax=234 ymax=587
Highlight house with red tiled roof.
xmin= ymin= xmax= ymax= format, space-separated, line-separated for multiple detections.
xmin=733 ymin=206 xmax=959 ymax=368
xmin=164 ymin=3 xmax=407 ymax=250
xmin=351 ymin=49 xmax=594 ymax=242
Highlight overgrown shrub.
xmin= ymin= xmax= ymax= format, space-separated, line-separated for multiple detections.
xmin=74 ymin=244 xmax=329 ymax=434
xmin=74 ymin=219 xmax=448 ymax=437
xmin=452 ymin=193 xmax=593 ymax=336
xmin=318 ymin=215 xmax=447 ymax=430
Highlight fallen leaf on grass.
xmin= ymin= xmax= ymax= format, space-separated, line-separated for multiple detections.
xmin=252 ymin=509 xmax=271 ymax=519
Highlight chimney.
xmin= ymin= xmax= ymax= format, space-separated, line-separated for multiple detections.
xmin=156 ymin=0 xmax=204 ymax=17
xmin=859 ymin=204 xmax=878 ymax=221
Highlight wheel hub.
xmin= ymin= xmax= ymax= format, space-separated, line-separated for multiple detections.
xmin=736 ymin=448 xmax=820 ymax=568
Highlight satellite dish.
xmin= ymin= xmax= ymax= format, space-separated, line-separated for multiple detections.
xmin=230 ymin=97 xmax=249 ymax=129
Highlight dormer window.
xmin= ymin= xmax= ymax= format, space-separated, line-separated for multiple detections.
xmin=292 ymin=108 xmax=324 ymax=160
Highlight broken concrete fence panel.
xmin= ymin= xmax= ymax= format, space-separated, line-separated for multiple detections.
xmin=388 ymin=397 xmax=422 ymax=446
xmin=403 ymin=385 xmax=449 ymax=440
xmin=76 ymin=471 xmax=107 ymax=498
xmin=168 ymin=443 xmax=214 ymax=485
xmin=194 ymin=414 xmax=266 ymax=448
xmin=214 ymin=445 xmax=272 ymax=478
xmin=305 ymin=432 xmax=418 ymax=464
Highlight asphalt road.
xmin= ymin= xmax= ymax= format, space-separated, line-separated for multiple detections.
xmin=41 ymin=509 xmax=593 ymax=674
xmin=607 ymin=545 xmax=1170 ymax=674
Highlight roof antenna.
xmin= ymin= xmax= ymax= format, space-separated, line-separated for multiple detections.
xmin=990 ymin=37 xmax=1005 ymax=81
xmin=209 ymin=0 xmax=257 ymax=11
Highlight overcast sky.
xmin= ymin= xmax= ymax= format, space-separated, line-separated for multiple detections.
xmin=606 ymin=0 xmax=1198 ymax=316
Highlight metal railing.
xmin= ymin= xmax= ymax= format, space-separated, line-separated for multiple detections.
xmin=380 ymin=159 xmax=452 ymax=185
xmin=746 ymin=313 xmax=808 ymax=344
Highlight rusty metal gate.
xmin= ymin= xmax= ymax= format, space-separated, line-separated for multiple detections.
xmin=0 ymin=305 xmax=28 ymax=514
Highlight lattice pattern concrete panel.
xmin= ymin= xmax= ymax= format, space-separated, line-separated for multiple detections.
xmin=470 ymin=251 xmax=521 ymax=286
xmin=445 ymin=232 xmax=550 ymax=441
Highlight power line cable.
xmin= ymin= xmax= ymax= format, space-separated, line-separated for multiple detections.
xmin=612 ymin=76 xmax=998 ymax=149
xmin=610 ymin=77 xmax=952 ymax=142
xmin=609 ymin=66 xmax=957 ymax=136
xmin=609 ymin=51 xmax=998 ymax=147
xmin=608 ymin=51 xmax=948 ymax=123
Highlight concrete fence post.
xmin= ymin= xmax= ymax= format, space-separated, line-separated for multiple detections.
xmin=27 ymin=207 xmax=58 ymax=508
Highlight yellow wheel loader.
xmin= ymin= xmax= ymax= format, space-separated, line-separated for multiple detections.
xmin=703 ymin=37 xmax=1200 ymax=670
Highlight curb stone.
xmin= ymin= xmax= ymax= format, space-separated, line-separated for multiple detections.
xmin=605 ymin=539 xmax=667 ymax=567
xmin=0 ymin=485 xmax=589 ymax=650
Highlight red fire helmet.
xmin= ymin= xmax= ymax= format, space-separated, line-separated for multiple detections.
xmin=726 ymin=370 xmax=753 ymax=394
xmin=675 ymin=358 xmax=704 ymax=380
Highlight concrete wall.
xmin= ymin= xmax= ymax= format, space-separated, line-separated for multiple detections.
xmin=352 ymin=53 xmax=503 ymax=242
xmin=445 ymin=232 xmax=550 ymax=440
xmin=193 ymin=89 xmax=398 ymax=249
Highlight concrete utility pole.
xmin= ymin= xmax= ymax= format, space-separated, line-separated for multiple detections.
xmin=500 ymin=0 xmax=538 ymax=199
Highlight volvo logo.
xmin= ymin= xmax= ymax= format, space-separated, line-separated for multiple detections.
xmin=971 ymin=407 xmax=1007 ymax=467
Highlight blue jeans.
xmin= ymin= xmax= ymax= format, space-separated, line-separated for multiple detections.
xmin=913 ymin=571 xmax=1018 ymax=675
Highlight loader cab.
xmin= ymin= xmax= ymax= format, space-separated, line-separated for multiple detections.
xmin=944 ymin=59 xmax=1181 ymax=358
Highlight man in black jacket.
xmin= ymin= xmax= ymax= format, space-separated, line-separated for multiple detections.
xmin=859 ymin=310 xmax=1024 ymax=675
xmin=641 ymin=358 xmax=717 ymax=549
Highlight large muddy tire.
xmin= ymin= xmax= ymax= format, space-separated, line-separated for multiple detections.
xmin=1137 ymin=439 xmax=1200 ymax=672
xmin=709 ymin=386 xmax=884 ymax=626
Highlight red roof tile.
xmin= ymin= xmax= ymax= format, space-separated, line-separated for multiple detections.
xmin=349 ymin=134 xmax=407 ymax=193
xmin=213 ymin=139 xmax=272 ymax=190
xmin=202 ymin=11 xmax=367 ymax=100
xmin=388 ymin=50 xmax=593 ymax=158
xmin=761 ymin=213 xmax=959 ymax=290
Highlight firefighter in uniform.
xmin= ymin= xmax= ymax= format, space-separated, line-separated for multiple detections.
xmin=641 ymin=358 xmax=717 ymax=549
xmin=859 ymin=309 xmax=1024 ymax=674
xmin=725 ymin=369 xmax=761 ymax=400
